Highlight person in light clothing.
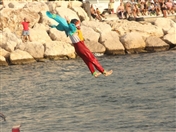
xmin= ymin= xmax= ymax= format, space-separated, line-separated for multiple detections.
xmin=46 ymin=11 xmax=113 ymax=77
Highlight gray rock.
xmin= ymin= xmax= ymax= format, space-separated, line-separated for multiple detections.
xmin=44 ymin=41 xmax=76 ymax=60
xmin=0 ymin=55 xmax=8 ymax=66
xmin=107 ymin=20 xmax=164 ymax=38
xmin=120 ymin=32 xmax=146 ymax=54
xmin=163 ymin=34 xmax=176 ymax=45
xmin=55 ymin=7 xmax=80 ymax=21
xmin=154 ymin=18 xmax=176 ymax=34
xmin=10 ymin=49 xmax=36 ymax=65
xmin=145 ymin=36 xmax=170 ymax=52
xmin=102 ymin=31 xmax=125 ymax=55
xmin=48 ymin=28 xmax=71 ymax=43
xmin=84 ymin=40 xmax=106 ymax=53
xmin=16 ymin=42 xmax=45 ymax=60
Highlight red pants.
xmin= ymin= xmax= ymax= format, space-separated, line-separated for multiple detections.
xmin=73 ymin=41 xmax=104 ymax=74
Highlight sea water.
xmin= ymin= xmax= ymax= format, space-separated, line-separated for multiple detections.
xmin=0 ymin=50 xmax=175 ymax=132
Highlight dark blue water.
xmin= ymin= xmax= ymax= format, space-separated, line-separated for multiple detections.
xmin=0 ymin=51 xmax=175 ymax=132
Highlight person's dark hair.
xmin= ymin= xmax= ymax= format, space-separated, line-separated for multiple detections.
xmin=70 ymin=19 xmax=79 ymax=24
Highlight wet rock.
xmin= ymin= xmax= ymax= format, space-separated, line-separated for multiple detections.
xmin=145 ymin=36 xmax=169 ymax=52
xmin=0 ymin=55 xmax=8 ymax=66
xmin=9 ymin=49 xmax=36 ymax=65
xmin=120 ymin=32 xmax=146 ymax=54
xmin=44 ymin=41 xmax=76 ymax=60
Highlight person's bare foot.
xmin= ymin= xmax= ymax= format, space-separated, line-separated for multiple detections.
xmin=103 ymin=70 xmax=113 ymax=77
xmin=94 ymin=72 xmax=102 ymax=78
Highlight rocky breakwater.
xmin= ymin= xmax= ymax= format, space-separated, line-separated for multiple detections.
xmin=0 ymin=1 xmax=175 ymax=66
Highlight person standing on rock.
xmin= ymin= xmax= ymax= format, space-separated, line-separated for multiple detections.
xmin=90 ymin=5 xmax=102 ymax=21
xmin=46 ymin=11 xmax=113 ymax=78
xmin=117 ymin=2 xmax=125 ymax=19
xmin=21 ymin=18 xmax=32 ymax=42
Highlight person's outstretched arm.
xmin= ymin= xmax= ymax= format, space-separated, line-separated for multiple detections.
xmin=65 ymin=16 xmax=77 ymax=35
xmin=49 ymin=25 xmax=57 ymax=28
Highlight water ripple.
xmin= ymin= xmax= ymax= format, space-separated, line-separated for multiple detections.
xmin=0 ymin=51 xmax=175 ymax=131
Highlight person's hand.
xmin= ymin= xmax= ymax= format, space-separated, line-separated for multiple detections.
xmin=49 ymin=25 xmax=56 ymax=28
xmin=65 ymin=16 xmax=70 ymax=22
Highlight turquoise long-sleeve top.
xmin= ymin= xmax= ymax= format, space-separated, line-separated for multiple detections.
xmin=46 ymin=11 xmax=77 ymax=37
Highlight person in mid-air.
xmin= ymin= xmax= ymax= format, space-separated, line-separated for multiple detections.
xmin=46 ymin=11 xmax=113 ymax=77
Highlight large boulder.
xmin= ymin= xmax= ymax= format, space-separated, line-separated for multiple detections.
xmin=82 ymin=21 xmax=112 ymax=44
xmin=145 ymin=36 xmax=169 ymax=52
xmin=48 ymin=28 xmax=71 ymax=43
xmin=44 ymin=41 xmax=76 ymax=60
xmin=162 ymin=26 xmax=176 ymax=46
xmin=16 ymin=42 xmax=45 ymax=60
xmin=107 ymin=20 xmax=164 ymax=38
xmin=30 ymin=24 xmax=52 ymax=43
xmin=167 ymin=26 xmax=176 ymax=34
xmin=9 ymin=49 xmax=36 ymax=65
xmin=84 ymin=40 xmax=106 ymax=53
xmin=71 ymin=7 xmax=89 ymax=21
xmin=82 ymin=21 xmax=112 ymax=34
xmin=0 ymin=5 xmax=4 ymax=10
xmin=54 ymin=1 xmax=69 ymax=8
xmin=163 ymin=34 xmax=176 ymax=46
xmin=2 ymin=40 xmax=17 ymax=52
xmin=45 ymin=1 xmax=57 ymax=13
xmin=0 ymin=8 xmax=40 ymax=37
xmin=23 ymin=1 xmax=49 ymax=13
xmin=45 ymin=1 xmax=72 ymax=13
xmin=68 ymin=1 xmax=83 ymax=7
xmin=102 ymin=31 xmax=125 ymax=55
xmin=7 ymin=1 xmax=26 ymax=9
xmin=81 ymin=26 xmax=100 ymax=42
xmin=38 ymin=11 xmax=58 ymax=26
xmin=0 ymin=47 xmax=9 ymax=58
xmin=55 ymin=7 xmax=80 ymax=21
xmin=154 ymin=18 xmax=176 ymax=34
xmin=0 ymin=55 xmax=8 ymax=66
xmin=120 ymin=32 xmax=146 ymax=54
xmin=0 ymin=28 xmax=22 ymax=52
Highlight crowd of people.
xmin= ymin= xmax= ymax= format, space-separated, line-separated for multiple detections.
xmin=90 ymin=0 xmax=176 ymax=21
xmin=117 ymin=0 xmax=176 ymax=19
xmin=90 ymin=4 xmax=107 ymax=21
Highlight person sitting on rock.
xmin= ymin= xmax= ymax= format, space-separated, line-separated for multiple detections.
xmin=130 ymin=0 xmax=138 ymax=18
xmin=159 ymin=0 xmax=167 ymax=17
xmin=124 ymin=1 xmax=132 ymax=18
xmin=153 ymin=0 xmax=161 ymax=16
xmin=90 ymin=4 xmax=102 ymax=21
xmin=140 ymin=0 xmax=148 ymax=16
xmin=148 ymin=2 xmax=156 ymax=15
xmin=96 ymin=8 xmax=107 ymax=19
xmin=117 ymin=2 xmax=125 ymax=19
xmin=165 ymin=0 xmax=174 ymax=14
